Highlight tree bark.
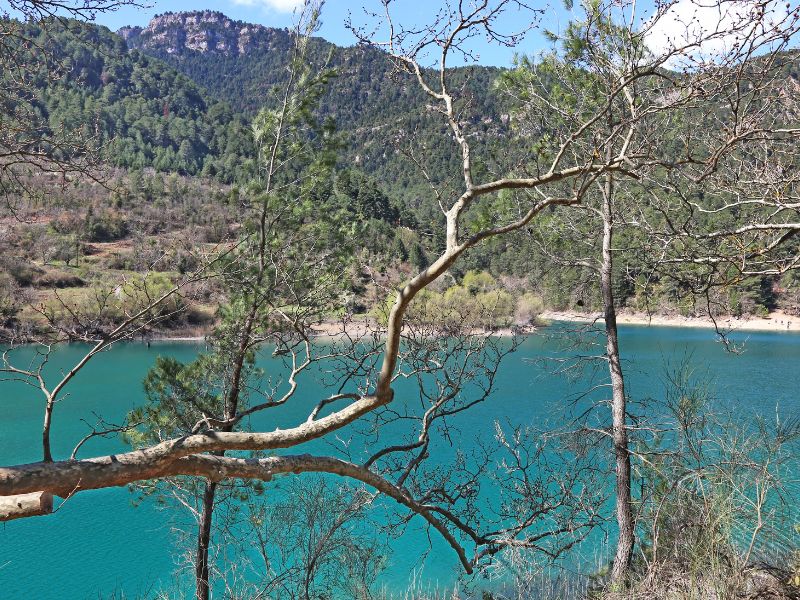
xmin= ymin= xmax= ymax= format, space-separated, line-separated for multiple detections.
xmin=42 ymin=400 xmax=54 ymax=463
xmin=0 ymin=491 xmax=52 ymax=520
xmin=192 ymin=305 xmax=256 ymax=599
xmin=0 ymin=453 xmax=474 ymax=571
xmin=601 ymin=175 xmax=635 ymax=584
xmin=195 ymin=481 xmax=217 ymax=600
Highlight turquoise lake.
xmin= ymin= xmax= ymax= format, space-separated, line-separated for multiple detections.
xmin=1 ymin=324 xmax=798 ymax=598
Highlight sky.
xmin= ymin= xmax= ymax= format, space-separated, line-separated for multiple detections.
xmin=7 ymin=0 xmax=797 ymax=68
xmin=85 ymin=0 xmax=569 ymax=67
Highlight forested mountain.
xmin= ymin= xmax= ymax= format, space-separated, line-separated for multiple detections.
xmin=0 ymin=18 xmax=256 ymax=180
xmin=6 ymin=11 xmax=509 ymax=197
xmin=3 ymin=10 xmax=800 ymax=334
xmin=119 ymin=11 xmax=509 ymax=202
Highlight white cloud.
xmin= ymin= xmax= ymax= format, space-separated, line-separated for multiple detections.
xmin=644 ymin=0 xmax=792 ymax=68
xmin=231 ymin=0 xmax=304 ymax=13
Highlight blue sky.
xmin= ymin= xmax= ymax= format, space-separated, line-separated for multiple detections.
xmin=86 ymin=0 xmax=569 ymax=67
xmin=14 ymin=0 xmax=791 ymax=68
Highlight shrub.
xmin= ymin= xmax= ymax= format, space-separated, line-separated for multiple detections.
xmin=84 ymin=209 xmax=130 ymax=242
xmin=515 ymin=292 xmax=544 ymax=325
xmin=615 ymin=363 xmax=800 ymax=599
xmin=34 ymin=271 xmax=86 ymax=289
xmin=2 ymin=258 xmax=43 ymax=287
xmin=462 ymin=270 xmax=499 ymax=294
xmin=0 ymin=273 xmax=22 ymax=324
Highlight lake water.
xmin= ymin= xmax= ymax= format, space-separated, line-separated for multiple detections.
xmin=1 ymin=324 xmax=798 ymax=598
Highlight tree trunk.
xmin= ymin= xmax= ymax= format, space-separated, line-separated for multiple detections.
xmin=42 ymin=400 xmax=54 ymax=463
xmin=193 ymin=308 xmax=255 ymax=599
xmin=196 ymin=481 xmax=217 ymax=600
xmin=0 ymin=491 xmax=52 ymax=520
xmin=601 ymin=176 xmax=635 ymax=584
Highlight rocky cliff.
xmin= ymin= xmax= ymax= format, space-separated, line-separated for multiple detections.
xmin=119 ymin=11 xmax=287 ymax=56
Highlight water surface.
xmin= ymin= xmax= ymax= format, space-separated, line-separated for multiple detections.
xmin=0 ymin=325 xmax=797 ymax=597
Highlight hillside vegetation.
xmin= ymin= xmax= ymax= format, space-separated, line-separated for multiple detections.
xmin=1 ymin=12 xmax=799 ymax=338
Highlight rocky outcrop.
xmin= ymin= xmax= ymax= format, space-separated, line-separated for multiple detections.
xmin=119 ymin=11 xmax=283 ymax=56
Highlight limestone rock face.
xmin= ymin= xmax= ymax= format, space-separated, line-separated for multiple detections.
xmin=119 ymin=11 xmax=285 ymax=57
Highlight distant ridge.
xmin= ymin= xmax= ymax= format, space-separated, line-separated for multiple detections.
xmin=119 ymin=10 xmax=290 ymax=57
xmin=117 ymin=10 xmax=509 ymax=205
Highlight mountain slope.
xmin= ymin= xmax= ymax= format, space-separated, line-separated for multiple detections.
xmin=2 ymin=18 xmax=255 ymax=181
xmin=119 ymin=11 xmax=510 ymax=203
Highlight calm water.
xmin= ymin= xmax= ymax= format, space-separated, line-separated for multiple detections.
xmin=0 ymin=325 xmax=798 ymax=598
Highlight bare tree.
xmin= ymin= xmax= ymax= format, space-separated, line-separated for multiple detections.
xmin=0 ymin=0 xmax=622 ymax=576
xmin=243 ymin=478 xmax=385 ymax=599
xmin=497 ymin=0 xmax=799 ymax=583
xmin=635 ymin=91 xmax=800 ymax=331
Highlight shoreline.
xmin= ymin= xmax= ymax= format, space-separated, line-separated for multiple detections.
xmin=10 ymin=311 xmax=798 ymax=345
xmin=540 ymin=310 xmax=800 ymax=333
xmin=127 ymin=319 xmax=527 ymax=343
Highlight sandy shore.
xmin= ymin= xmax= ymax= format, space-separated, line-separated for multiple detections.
xmin=125 ymin=311 xmax=800 ymax=343
xmin=309 ymin=319 xmax=527 ymax=338
xmin=540 ymin=310 xmax=800 ymax=333
xmin=310 ymin=320 xmax=376 ymax=338
xmin=146 ymin=336 xmax=206 ymax=342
